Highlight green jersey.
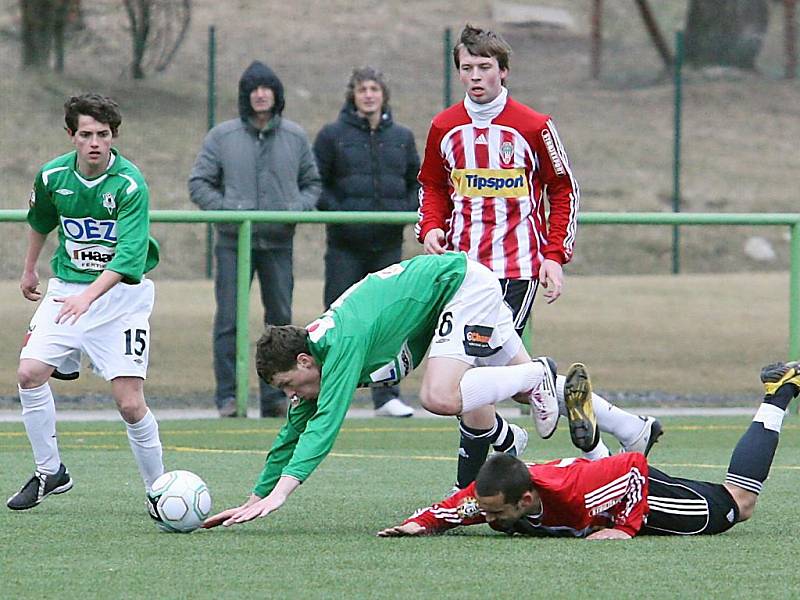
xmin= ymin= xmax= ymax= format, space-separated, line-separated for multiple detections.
xmin=27 ymin=149 xmax=159 ymax=284
xmin=252 ymin=252 xmax=468 ymax=496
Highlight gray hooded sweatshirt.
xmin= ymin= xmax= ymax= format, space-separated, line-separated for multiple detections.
xmin=188 ymin=60 xmax=321 ymax=249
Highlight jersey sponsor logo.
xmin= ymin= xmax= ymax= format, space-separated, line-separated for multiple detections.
xmin=463 ymin=324 xmax=500 ymax=357
xmin=541 ymin=130 xmax=566 ymax=176
xmin=450 ymin=168 xmax=529 ymax=198
xmin=457 ymin=496 xmax=481 ymax=519
xmin=500 ymin=141 xmax=514 ymax=164
xmin=65 ymin=241 xmax=115 ymax=271
xmin=55 ymin=188 xmax=74 ymax=196
xmin=102 ymin=192 xmax=116 ymax=215
xmin=60 ymin=216 xmax=118 ymax=242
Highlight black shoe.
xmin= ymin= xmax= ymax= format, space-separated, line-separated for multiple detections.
xmin=7 ymin=463 xmax=73 ymax=510
xmin=563 ymin=363 xmax=600 ymax=453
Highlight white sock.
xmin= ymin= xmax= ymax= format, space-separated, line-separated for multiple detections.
xmin=460 ymin=362 xmax=545 ymax=414
xmin=19 ymin=383 xmax=61 ymax=475
xmin=753 ymin=403 xmax=786 ymax=433
xmin=125 ymin=409 xmax=164 ymax=492
xmin=582 ymin=437 xmax=611 ymax=460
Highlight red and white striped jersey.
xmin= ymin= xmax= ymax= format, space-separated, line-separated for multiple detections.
xmin=416 ymin=97 xmax=579 ymax=280
xmin=405 ymin=453 xmax=650 ymax=538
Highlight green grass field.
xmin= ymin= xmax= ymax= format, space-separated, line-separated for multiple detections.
xmin=2 ymin=415 xmax=799 ymax=599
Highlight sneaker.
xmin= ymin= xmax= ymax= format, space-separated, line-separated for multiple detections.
xmin=529 ymin=357 xmax=559 ymax=439
xmin=218 ymin=397 xmax=238 ymax=418
xmin=504 ymin=423 xmax=529 ymax=458
xmin=375 ymin=398 xmax=415 ymax=418
xmin=622 ymin=416 xmax=663 ymax=457
xmin=7 ymin=463 xmax=73 ymax=510
xmin=563 ymin=363 xmax=600 ymax=453
xmin=761 ymin=361 xmax=800 ymax=397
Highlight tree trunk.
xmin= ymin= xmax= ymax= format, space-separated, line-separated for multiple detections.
xmin=684 ymin=0 xmax=770 ymax=69
xmin=20 ymin=0 xmax=56 ymax=68
xmin=123 ymin=0 xmax=152 ymax=79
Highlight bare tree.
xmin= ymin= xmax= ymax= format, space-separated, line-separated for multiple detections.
xmin=123 ymin=0 xmax=191 ymax=79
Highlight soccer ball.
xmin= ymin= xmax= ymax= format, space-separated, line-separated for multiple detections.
xmin=146 ymin=470 xmax=212 ymax=533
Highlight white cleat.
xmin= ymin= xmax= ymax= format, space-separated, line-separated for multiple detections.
xmin=529 ymin=357 xmax=559 ymax=439
xmin=505 ymin=423 xmax=529 ymax=458
xmin=622 ymin=416 xmax=663 ymax=457
xmin=375 ymin=398 xmax=415 ymax=418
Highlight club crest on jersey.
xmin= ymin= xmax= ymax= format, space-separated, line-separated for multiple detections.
xmin=500 ymin=141 xmax=514 ymax=164
xmin=102 ymin=192 xmax=116 ymax=214
xmin=457 ymin=496 xmax=481 ymax=519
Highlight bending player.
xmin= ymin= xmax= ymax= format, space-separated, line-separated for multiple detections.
xmin=203 ymin=253 xmax=659 ymax=529
xmin=7 ymin=94 xmax=163 ymax=511
xmin=378 ymin=361 xmax=797 ymax=539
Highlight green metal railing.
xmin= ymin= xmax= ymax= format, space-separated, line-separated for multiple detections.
xmin=2 ymin=209 xmax=799 ymax=416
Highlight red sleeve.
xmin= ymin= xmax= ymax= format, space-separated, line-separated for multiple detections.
xmin=415 ymin=119 xmax=454 ymax=243
xmin=403 ymin=483 xmax=487 ymax=533
xmin=530 ymin=118 xmax=579 ymax=265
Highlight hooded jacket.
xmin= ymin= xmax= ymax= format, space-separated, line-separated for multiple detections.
xmin=313 ymin=102 xmax=419 ymax=250
xmin=189 ymin=61 xmax=321 ymax=249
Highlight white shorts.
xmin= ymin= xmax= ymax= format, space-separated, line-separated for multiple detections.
xmin=428 ymin=260 xmax=522 ymax=367
xmin=20 ymin=278 xmax=155 ymax=381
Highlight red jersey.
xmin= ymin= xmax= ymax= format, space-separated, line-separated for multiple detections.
xmin=406 ymin=453 xmax=649 ymax=538
xmin=416 ymin=96 xmax=579 ymax=280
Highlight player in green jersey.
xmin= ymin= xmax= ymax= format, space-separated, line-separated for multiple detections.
xmin=7 ymin=94 xmax=164 ymax=511
xmin=204 ymin=253 xmax=660 ymax=529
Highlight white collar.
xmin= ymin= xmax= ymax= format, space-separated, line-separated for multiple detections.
xmin=464 ymin=87 xmax=508 ymax=125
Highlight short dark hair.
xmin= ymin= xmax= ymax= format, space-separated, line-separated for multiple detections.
xmin=64 ymin=94 xmax=122 ymax=136
xmin=345 ymin=66 xmax=390 ymax=110
xmin=475 ymin=453 xmax=533 ymax=504
xmin=453 ymin=24 xmax=512 ymax=71
xmin=255 ymin=325 xmax=310 ymax=384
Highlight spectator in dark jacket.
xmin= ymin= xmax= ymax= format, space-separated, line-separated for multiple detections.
xmin=189 ymin=60 xmax=321 ymax=418
xmin=313 ymin=66 xmax=419 ymax=417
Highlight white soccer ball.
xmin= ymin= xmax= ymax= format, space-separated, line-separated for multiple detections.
xmin=146 ymin=470 xmax=212 ymax=533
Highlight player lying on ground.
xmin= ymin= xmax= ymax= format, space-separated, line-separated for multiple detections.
xmin=7 ymin=94 xmax=164 ymax=511
xmin=378 ymin=361 xmax=798 ymax=539
xmin=203 ymin=252 xmax=659 ymax=529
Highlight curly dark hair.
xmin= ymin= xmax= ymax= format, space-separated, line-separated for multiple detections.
xmin=475 ymin=454 xmax=533 ymax=504
xmin=453 ymin=24 xmax=512 ymax=71
xmin=64 ymin=93 xmax=122 ymax=136
xmin=255 ymin=325 xmax=310 ymax=384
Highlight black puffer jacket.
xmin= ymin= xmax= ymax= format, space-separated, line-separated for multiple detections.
xmin=313 ymin=103 xmax=420 ymax=250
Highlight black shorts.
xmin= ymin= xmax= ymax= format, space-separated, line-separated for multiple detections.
xmin=641 ymin=467 xmax=740 ymax=536
xmin=499 ymin=278 xmax=538 ymax=337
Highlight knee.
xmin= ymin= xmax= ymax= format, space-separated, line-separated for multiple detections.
xmin=17 ymin=362 xmax=51 ymax=389
xmin=419 ymin=384 xmax=461 ymax=416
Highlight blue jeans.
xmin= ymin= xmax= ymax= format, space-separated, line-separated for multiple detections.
xmin=324 ymin=242 xmax=403 ymax=409
xmin=213 ymin=244 xmax=292 ymax=411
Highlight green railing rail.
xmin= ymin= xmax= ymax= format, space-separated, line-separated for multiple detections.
xmin=2 ymin=209 xmax=799 ymax=416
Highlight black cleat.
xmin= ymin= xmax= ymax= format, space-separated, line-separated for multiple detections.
xmin=7 ymin=463 xmax=73 ymax=510
xmin=761 ymin=361 xmax=800 ymax=398
xmin=563 ymin=363 xmax=600 ymax=453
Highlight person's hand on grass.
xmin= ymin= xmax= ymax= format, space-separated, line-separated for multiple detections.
xmin=202 ymin=493 xmax=260 ymax=529
xmin=376 ymin=522 xmax=426 ymax=537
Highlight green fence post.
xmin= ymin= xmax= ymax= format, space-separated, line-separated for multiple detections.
xmin=672 ymin=30 xmax=684 ymax=275
xmin=790 ymin=221 xmax=800 ymax=360
xmin=205 ymin=25 xmax=217 ymax=280
xmin=235 ymin=220 xmax=252 ymax=417
xmin=443 ymin=27 xmax=452 ymax=108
